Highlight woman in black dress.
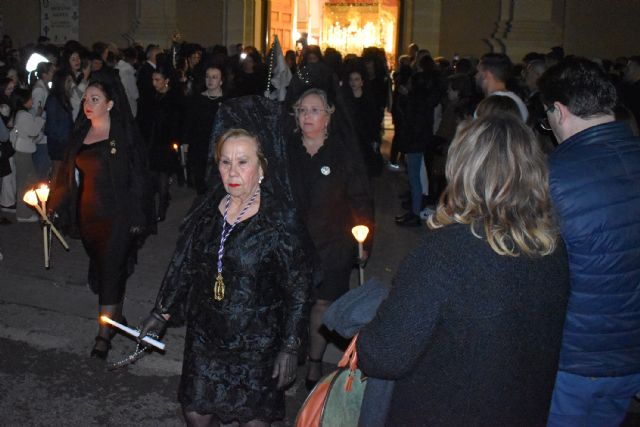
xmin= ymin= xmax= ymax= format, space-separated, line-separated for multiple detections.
xmin=342 ymin=68 xmax=381 ymax=177
xmin=137 ymin=65 xmax=184 ymax=221
xmin=139 ymin=124 xmax=311 ymax=426
xmin=182 ymin=64 xmax=224 ymax=195
xmin=287 ymin=88 xmax=374 ymax=389
xmin=49 ymin=72 xmax=151 ymax=359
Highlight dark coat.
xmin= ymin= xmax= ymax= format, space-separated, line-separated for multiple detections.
xmin=357 ymin=224 xmax=570 ymax=426
xmin=44 ymin=95 xmax=74 ymax=161
xmin=154 ymin=186 xmax=311 ymax=422
xmin=138 ymin=89 xmax=184 ymax=172
xmin=136 ymin=62 xmax=156 ymax=113
xmin=182 ymin=93 xmax=223 ymax=193
xmin=287 ymin=133 xmax=374 ymax=298
xmin=401 ymin=70 xmax=445 ymax=153
xmin=549 ymin=120 xmax=640 ymax=377
xmin=342 ymin=88 xmax=381 ymax=176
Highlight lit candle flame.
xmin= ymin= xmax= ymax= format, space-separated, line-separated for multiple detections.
xmin=172 ymin=143 xmax=179 ymax=152
xmin=35 ymin=183 xmax=50 ymax=203
xmin=351 ymin=225 xmax=369 ymax=243
xmin=23 ymin=189 xmax=39 ymax=207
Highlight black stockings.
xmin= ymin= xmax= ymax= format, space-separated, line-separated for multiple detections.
xmin=307 ymin=299 xmax=331 ymax=381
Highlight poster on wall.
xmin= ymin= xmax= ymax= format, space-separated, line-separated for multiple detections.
xmin=40 ymin=0 xmax=79 ymax=43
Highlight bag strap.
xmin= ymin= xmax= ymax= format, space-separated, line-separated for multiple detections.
xmin=337 ymin=334 xmax=359 ymax=391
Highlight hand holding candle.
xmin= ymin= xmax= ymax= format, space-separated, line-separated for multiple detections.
xmin=100 ymin=316 xmax=166 ymax=351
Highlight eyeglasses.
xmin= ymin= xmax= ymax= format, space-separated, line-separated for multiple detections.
xmin=539 ymin=104 xmax=556 ymax=131
xmin=295 ymin=107 xmax=328 ymax=117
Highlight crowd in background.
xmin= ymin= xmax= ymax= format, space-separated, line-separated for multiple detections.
xmin=0 ymin=34 xmax=639 ymax=225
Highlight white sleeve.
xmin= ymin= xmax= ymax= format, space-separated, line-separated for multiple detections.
xmin=15 ymin=111 xmax=46 ymax=137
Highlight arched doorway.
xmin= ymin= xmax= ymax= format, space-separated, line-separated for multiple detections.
xmin=265 ymin=0 xmax=402 ymax=63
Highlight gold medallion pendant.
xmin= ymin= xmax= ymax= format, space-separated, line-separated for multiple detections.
xmin=214 ymin=272 xmax=225 ymax=301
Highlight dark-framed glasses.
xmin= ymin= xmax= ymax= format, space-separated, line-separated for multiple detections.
xmin=539 ymin=104 xmax=556 ymax=131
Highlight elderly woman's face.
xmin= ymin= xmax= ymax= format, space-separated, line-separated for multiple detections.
xmin=218 ymin=136 xmax=263 ymax=200
xmin=205 ymin=68 xmax=222 ymax=91
xmin=297 ymin=94 xmax=330 ymax=139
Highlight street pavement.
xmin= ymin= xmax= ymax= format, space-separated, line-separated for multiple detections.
xmin=0 ymin=133 xmax=426 ymax=426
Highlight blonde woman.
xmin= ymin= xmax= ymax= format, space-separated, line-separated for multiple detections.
xmin=357 ymin=113 xmax=570 ymax=426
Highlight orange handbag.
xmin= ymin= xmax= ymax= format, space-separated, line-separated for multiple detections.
xmin=295 ymin=335 xmax=366 ymax=427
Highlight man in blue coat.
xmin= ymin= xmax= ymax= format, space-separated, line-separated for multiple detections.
xmin=539 ymin=57 xmax=640 ymax=426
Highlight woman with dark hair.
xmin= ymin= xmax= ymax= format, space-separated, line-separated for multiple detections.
xmin=231 ymin=49 xmax=265 ymax=98
xmin=357 ymin=113 xmax=569 ymax=426
xmin=182 ymin=64 xmax=224 ymax=195
xmin=62 ymin=48 xmax=91 ymax=120
xmin=44 ymin=70 xmax=75 ymax=180
xmin=137 ymin=65 xmax=184 ymax=221
xmin=395 ymin=54 xmax=445 ymax=226
xmin=48 ymin=72 xmax=151 ymax=359
xmin=287 ymin=88 xmax=374 ymax=389
xmin=342 ymin=68 xmax=381 ymax=177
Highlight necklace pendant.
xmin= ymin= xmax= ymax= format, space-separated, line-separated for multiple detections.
xmin=214 ymin=272 xmax=225 ymax=301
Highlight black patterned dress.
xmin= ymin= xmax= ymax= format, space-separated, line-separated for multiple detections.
xmin=154 ymin=187 xmax=311 ymax=423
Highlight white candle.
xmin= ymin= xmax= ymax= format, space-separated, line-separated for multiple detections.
xmin=100 ymin=316 xmax=166 ymax=351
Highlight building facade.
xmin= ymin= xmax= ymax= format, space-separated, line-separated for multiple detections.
xmin=1 ymin=0 xmax=638 ymax=61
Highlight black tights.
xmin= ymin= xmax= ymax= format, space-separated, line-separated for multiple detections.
xmin=151 ymin=171 xmax=170 ymax=219
xmin=307 ymin=299 xmax=332 ymax=380
xmin=184 ymin=411 xmax=269 ymax=427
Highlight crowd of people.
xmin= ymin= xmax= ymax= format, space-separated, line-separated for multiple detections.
xmin=0 ymin=32 xmax=639 ymax=426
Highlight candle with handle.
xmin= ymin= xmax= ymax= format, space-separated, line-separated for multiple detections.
xmin=351 ymin=225 xmax=370 ymax=285
xmin=23 ymin=186 xmax=69 ymax=251
xmin=100 ymin=316 xmax=166 ymax=351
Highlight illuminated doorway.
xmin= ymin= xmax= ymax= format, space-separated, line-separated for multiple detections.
xmin=266 ymin=0 xmax=401 ymax=61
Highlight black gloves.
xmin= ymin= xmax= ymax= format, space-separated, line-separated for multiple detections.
xmin=137 ymin=310 xmax=168 ymax=347
xmin=272 ymin=351 xmax=298 ymax=389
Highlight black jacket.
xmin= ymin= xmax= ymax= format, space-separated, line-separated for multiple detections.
xmin=49 ymin=118 xmax=152 ymax=235
xmin=358 ymin=224 xmax=569 ymax=426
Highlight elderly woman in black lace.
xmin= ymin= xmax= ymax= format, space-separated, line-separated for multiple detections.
xmin=139 ymin=125 xmax=311 ymax=427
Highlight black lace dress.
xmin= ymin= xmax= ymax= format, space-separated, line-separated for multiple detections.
xmin=154 ymin=186 xmax=311 ymax=423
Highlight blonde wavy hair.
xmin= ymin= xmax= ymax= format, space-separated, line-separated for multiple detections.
xmin=427 ymin=113 xmax=558 ymax=257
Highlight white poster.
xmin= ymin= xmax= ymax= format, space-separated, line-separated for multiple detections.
xmin=41 ymin=0 xmax=79 ymax=43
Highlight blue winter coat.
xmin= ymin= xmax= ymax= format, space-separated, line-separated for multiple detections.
xmin=549 ymin=120 xmax=640 ymax=377
xmin=44 ymin=95 xmax=73 ymax=161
